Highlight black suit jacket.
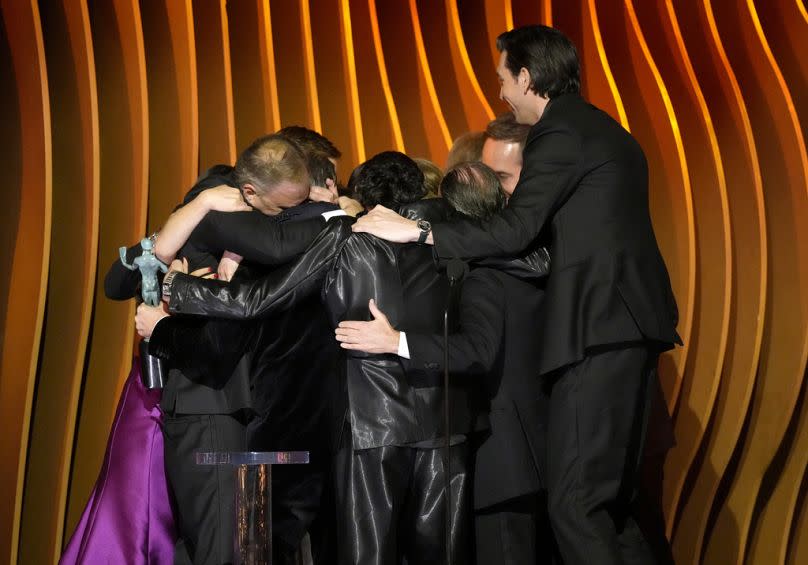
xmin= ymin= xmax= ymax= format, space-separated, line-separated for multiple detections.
xmin=432 ymin=93 xmax=681 ymax=374
xmin=406 ymin=265 xmax=547 ymax=509
xmin=168 ymin=201 xmax=486 ymax=450
xmin=106 ymin=166 xmax=329 ymax=416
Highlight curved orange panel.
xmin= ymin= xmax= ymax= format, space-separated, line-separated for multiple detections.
xmin=749 ymin=396 xmax=808 ymax=564
xmin=755 ymin=0 xmax=807 ymax=132
xmin=789 ymin=483 xmax=808 ymax=564
xmin=227 ymin=0 xmax=279 ymax=150
xmin=415 ymin=0 xmax=491 ymax=138
xmin=632 ymin=0 xmax=732 ymax=538
xmin=268 ymin=0 xmax=319 ymax=130
xmin=337 ymin=0 xmax=366 ymax=167
xmin=345 ymin=0 xmax=402 ymax=157
xmin=0 ymin=2 xmax=51 ymax=562
xmin=65 ymin=0 xmax=148 ymax=537
xmin=598 ymin=0 xmax=695 ymax=414
xmin=18 ymin=1 xmax=99 ymax=563
xmin=510 ymin=0 xmax=551 ymax=27
xmin=141 ymin=0 xmax=198 ymax=230
xmin=456 ymin=0 xmax=504 ymax=113
xmin=308 ymin=0 xmax=362 ymax=172
xmin=702 ymin=0 xmax=808 ymax=562
xmin=669 ymin=1 xmax=766 ymax=561
xmin=193 ymin=0 xmax=236 ymax=168
xmin=484 ymin=0 xmax=512 ymax=67
xmin=374 ymin=0 xmax=450 ymax=163
xmin=445 ymin=0 xmax=495 ymax=127
xmin=553 ymin=1 xmax=629 ymax=128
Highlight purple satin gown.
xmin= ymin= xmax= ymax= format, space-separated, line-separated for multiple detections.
xmin=60 ymin=360 xmax=176 ymax=564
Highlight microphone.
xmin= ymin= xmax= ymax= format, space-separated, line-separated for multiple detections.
xmin=443 ymin=258 xmax=467 ymax=565
xmin=446 ymin=258 xmax=468 ymax=284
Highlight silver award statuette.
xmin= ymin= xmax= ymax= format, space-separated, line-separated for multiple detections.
xmin=119 ymin=237 xmax=169 ymax=389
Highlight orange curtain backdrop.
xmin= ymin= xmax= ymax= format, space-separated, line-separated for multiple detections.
xmin=1 ymin=2 xmax=806 ymax=564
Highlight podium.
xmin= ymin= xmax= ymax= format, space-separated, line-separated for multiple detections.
xmin=196 ymin=451 xmax=310 ymax=565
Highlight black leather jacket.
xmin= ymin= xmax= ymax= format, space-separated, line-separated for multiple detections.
xmin=168 ymin=202 xmax=486 ymax=449
xmin=168 ymin=201 xmax=549 ymax=450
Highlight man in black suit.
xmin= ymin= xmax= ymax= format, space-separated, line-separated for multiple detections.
xmin=353 ymin=25 xmax=679 ymax=565
xmin=132 ymin=133 xmax=342 ymax=564
xmin=161 ymin=153 xmax=485 ymax=564
xmin=336 ymin=161 xmax=552 ymax=564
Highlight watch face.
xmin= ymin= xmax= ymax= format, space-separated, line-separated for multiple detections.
xmin=417 ymin=219 xmax=431 ymax=232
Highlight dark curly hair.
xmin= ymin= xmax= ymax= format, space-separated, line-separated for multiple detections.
xmin=353 ymin=152 xmax=426 ymax=209
xmin=497 ymin=25 xmax=580 ymax=99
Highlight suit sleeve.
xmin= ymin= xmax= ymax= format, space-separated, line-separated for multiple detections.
xmin=148 ymin=315 xmax=251 ymax=383
xmin=191 ymin=211 xmax=326 ymax=265
xmin=404 ymin=273 xmax=505 ymax=375
xmin=168 ymin=217 xmax=353 ymax=320
xmin=103 ymin=242 xmax=144 ymax=300
xmin=432 ymin=125 xmax=580 ymax=259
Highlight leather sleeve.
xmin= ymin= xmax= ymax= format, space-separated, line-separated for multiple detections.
xmin=403 ymin=271 xmax=505 ymax=375
xmin=191 ymin=211 xmax=326 ymax=266
xmin=432 ymin=124 xmax=580 ymax=260
xmin=168 ymin=216 xmax=354 ymax=319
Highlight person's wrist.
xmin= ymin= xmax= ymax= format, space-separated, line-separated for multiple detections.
xmin=391 ymin=330 xmax=401 ymax=354
xmin=162 ymin=271 xmax=178 ymax=302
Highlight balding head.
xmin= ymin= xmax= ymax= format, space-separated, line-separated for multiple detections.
xmin=440 ymin=161 xmax=505 ymax=221
xmin=234 ymin=134 xmax=311 ymax=214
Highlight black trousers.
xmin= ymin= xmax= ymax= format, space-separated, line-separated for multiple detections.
xmin=334 ymin=443 xmax=471 ymax=565
xmin=475 ymin=493 xmax=557 ymax=565
xmin=544 ymin=343 xmax=672 ymax=565
xmin=163 ymin=413 xmax=247 ymax=565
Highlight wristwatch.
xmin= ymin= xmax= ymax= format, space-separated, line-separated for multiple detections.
xmin=416 ymin=219 xmax=431 ymax=244
xmin=161 ymin=271 xmax=177 ymax=302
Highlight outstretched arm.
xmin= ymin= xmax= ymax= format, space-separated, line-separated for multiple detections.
xmin=352 ymin=125 xmax=580 ymax=260
xmin=335 ymin=273 xmax=505 ymax=375
xmin=190 ymin=211 xmax=326 ymax=266
xmin=154 ymin=185 xmax=250 ymax=263
xmin=165 ymin=216 xmax=354 ymax=320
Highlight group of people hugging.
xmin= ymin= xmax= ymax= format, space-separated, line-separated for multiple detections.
xmin=62 ymin=25 xmax=680 ymax=565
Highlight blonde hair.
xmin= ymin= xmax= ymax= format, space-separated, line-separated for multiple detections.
xmin=414 ymin=158 xmax=443 ymax=198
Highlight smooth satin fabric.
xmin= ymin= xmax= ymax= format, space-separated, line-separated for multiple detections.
xmin=334 ymin=444 xmax=471 ymax=565
xmin=60 ymin=361 xmax=175 ymax=565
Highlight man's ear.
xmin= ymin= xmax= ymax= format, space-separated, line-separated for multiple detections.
xmin=241 ymin=183 xmax=257 ymax=198
xmin=518 ymin=67 xmax=531 ymax=93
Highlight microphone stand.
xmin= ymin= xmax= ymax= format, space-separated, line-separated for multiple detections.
xmin=443 ymin=259 xmax=466 ymax=565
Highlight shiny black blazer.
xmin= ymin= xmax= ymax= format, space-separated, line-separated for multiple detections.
xmin=323 ymin=200 xmax=485 ymax=450
xmin=168 ymin=202 xmax=485 ymax=450
xmin=406 ymin=264 xmax=547 ymax=509
xmin=432 ymin=93 xmax=681 ymax=374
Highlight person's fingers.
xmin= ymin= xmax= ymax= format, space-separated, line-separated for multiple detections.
xmin=337 ymin=321 xmax=371 ymax=331
xmin=368 ymin=299 xmax=386 ymax=322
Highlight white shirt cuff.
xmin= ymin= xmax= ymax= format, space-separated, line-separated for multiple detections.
xmin=397 ymin=332 xmax=410 ymax=359
xmin=322 ymin=209 xmax=348 ymax=220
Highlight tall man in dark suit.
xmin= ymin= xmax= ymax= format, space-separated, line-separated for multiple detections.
xmin=336 ymin=161 xmax=553 ymax=564
xmin=353 ymin=25 xmax=680 ymax=565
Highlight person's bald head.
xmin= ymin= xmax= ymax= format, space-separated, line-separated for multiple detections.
xmin=234 ymin=134 xmax=311 ymax=215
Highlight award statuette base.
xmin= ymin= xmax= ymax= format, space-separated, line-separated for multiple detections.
xmin=139 ymin=338 xmax=166 ymax=389
xmin=196 ymin=451 xmax=310 ymax=565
